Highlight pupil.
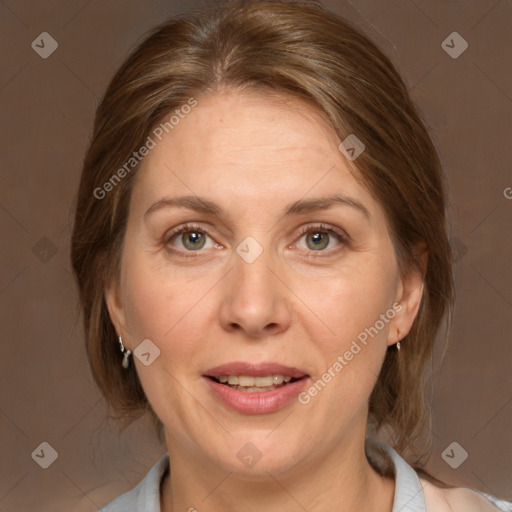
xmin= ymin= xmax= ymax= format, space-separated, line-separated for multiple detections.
xmin=183 ymin=231 xmax=205 ymax=249
xmin=308 ymin=232 xmax=328 ymax=250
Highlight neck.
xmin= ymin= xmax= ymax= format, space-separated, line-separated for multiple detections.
xmin=160 ymin=433 xmax=395 ymax=512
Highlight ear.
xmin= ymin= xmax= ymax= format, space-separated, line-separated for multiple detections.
xmin=387 ymin=246 xmax=427 ymax=347
xmin=104 ymin=276 xmax=128 ymax=342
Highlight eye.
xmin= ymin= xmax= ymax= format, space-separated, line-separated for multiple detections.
xmin=164 ymin=223 xmax=218 ymax=253
xmin=164 ymin=222 xmax=348 ymax=258
xmin=294 ymin=224 xmax=347 ymax=255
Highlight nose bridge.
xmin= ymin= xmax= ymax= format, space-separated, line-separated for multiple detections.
xmin=219 ymin=235 xmax=291 ymax=337
xmin=233 ymin=236 xmax=278 ymax=307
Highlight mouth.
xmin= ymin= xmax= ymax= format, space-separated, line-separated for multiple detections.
xmin=203 ymin=362 xmax=310 ymax=413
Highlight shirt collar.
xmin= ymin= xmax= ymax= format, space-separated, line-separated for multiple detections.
xmin=367 ymin=439 xmax=427 ymax=512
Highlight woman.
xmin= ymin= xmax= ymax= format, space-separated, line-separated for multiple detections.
xmin=70 ymin=0 xmax=511 ymax=510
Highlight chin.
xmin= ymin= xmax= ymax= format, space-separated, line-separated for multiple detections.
xmin=206 ymin=432 xmax=306 ymax=478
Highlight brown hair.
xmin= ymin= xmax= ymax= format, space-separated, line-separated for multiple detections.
xmin=71 ymin=0 xmax=454 ymax=461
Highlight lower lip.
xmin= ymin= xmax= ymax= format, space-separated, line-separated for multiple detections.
xmin=203 ymin=376 xmax=309 ymax=414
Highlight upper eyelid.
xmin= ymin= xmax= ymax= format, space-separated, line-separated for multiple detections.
xmin=294 ymin=225 xmax=348 ymax=250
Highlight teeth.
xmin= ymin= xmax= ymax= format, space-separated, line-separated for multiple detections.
xmin=240 ymin=375 xmax=257 ymax=387
xmin=216 ymin=374 xmax=295 ymax=387
xmin=271 ymin=375 xmax=283 ymax=385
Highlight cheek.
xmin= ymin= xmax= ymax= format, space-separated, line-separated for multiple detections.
xmin=119 ymin=259 xmax=213 ymax=417
xmin=300 ymin=254 xmax=397 ymax=352
xmin=120 ymin=255 xmax=216 ymax=356
xmin=295 ymin=254 xmax=397 ymax=414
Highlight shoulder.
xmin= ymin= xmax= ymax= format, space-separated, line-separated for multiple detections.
xmin=420 ymin=476 xmax=510 ymax=512
xmin=98 ymin=453 xmax=169 ymax=512
xmin=366 ymin=439 xmax=511 ymax=512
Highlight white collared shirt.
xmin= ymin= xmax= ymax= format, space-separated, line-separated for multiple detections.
xmin=99 ymin=440 xmax=512 ymax=511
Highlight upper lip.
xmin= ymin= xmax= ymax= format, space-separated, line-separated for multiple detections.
xmin=204 ymin=362 xmax=309 ymax=379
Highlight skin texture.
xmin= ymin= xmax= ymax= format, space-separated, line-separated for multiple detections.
xmin=105 ymin=91 xmax=425 ymax=511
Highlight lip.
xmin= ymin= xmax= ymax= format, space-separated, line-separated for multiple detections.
xmin=203 ymin=362 xmax=310 ymax=415
xmin=204 ymin=362 xmax=308 ymax=379
xmin=203 ymin=375 xmax=309 ymax=414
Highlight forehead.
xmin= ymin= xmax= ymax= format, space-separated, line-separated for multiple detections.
xmin=130 ymin=91 xmax=382 ymax=222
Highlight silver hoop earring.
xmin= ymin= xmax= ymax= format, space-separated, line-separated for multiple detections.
xmin=119 ymin=336 xmax=132 ymax=369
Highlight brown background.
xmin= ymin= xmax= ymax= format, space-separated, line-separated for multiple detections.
xmin=0 ymin=1 xmax=511 ymax=510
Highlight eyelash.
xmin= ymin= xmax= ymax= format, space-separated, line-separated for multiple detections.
xmin=164 ymin=223 xmax=348 ymax=259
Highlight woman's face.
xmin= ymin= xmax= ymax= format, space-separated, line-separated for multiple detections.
xmin=106 ymin=91 xmax=424 ymax=477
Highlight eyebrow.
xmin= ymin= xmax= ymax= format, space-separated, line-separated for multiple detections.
xmin=144 ymin=194 xmax=371 ymax=220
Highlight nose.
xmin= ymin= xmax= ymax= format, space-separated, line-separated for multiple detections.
xmin=218 ymin=244 xmax=292 ymax=339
